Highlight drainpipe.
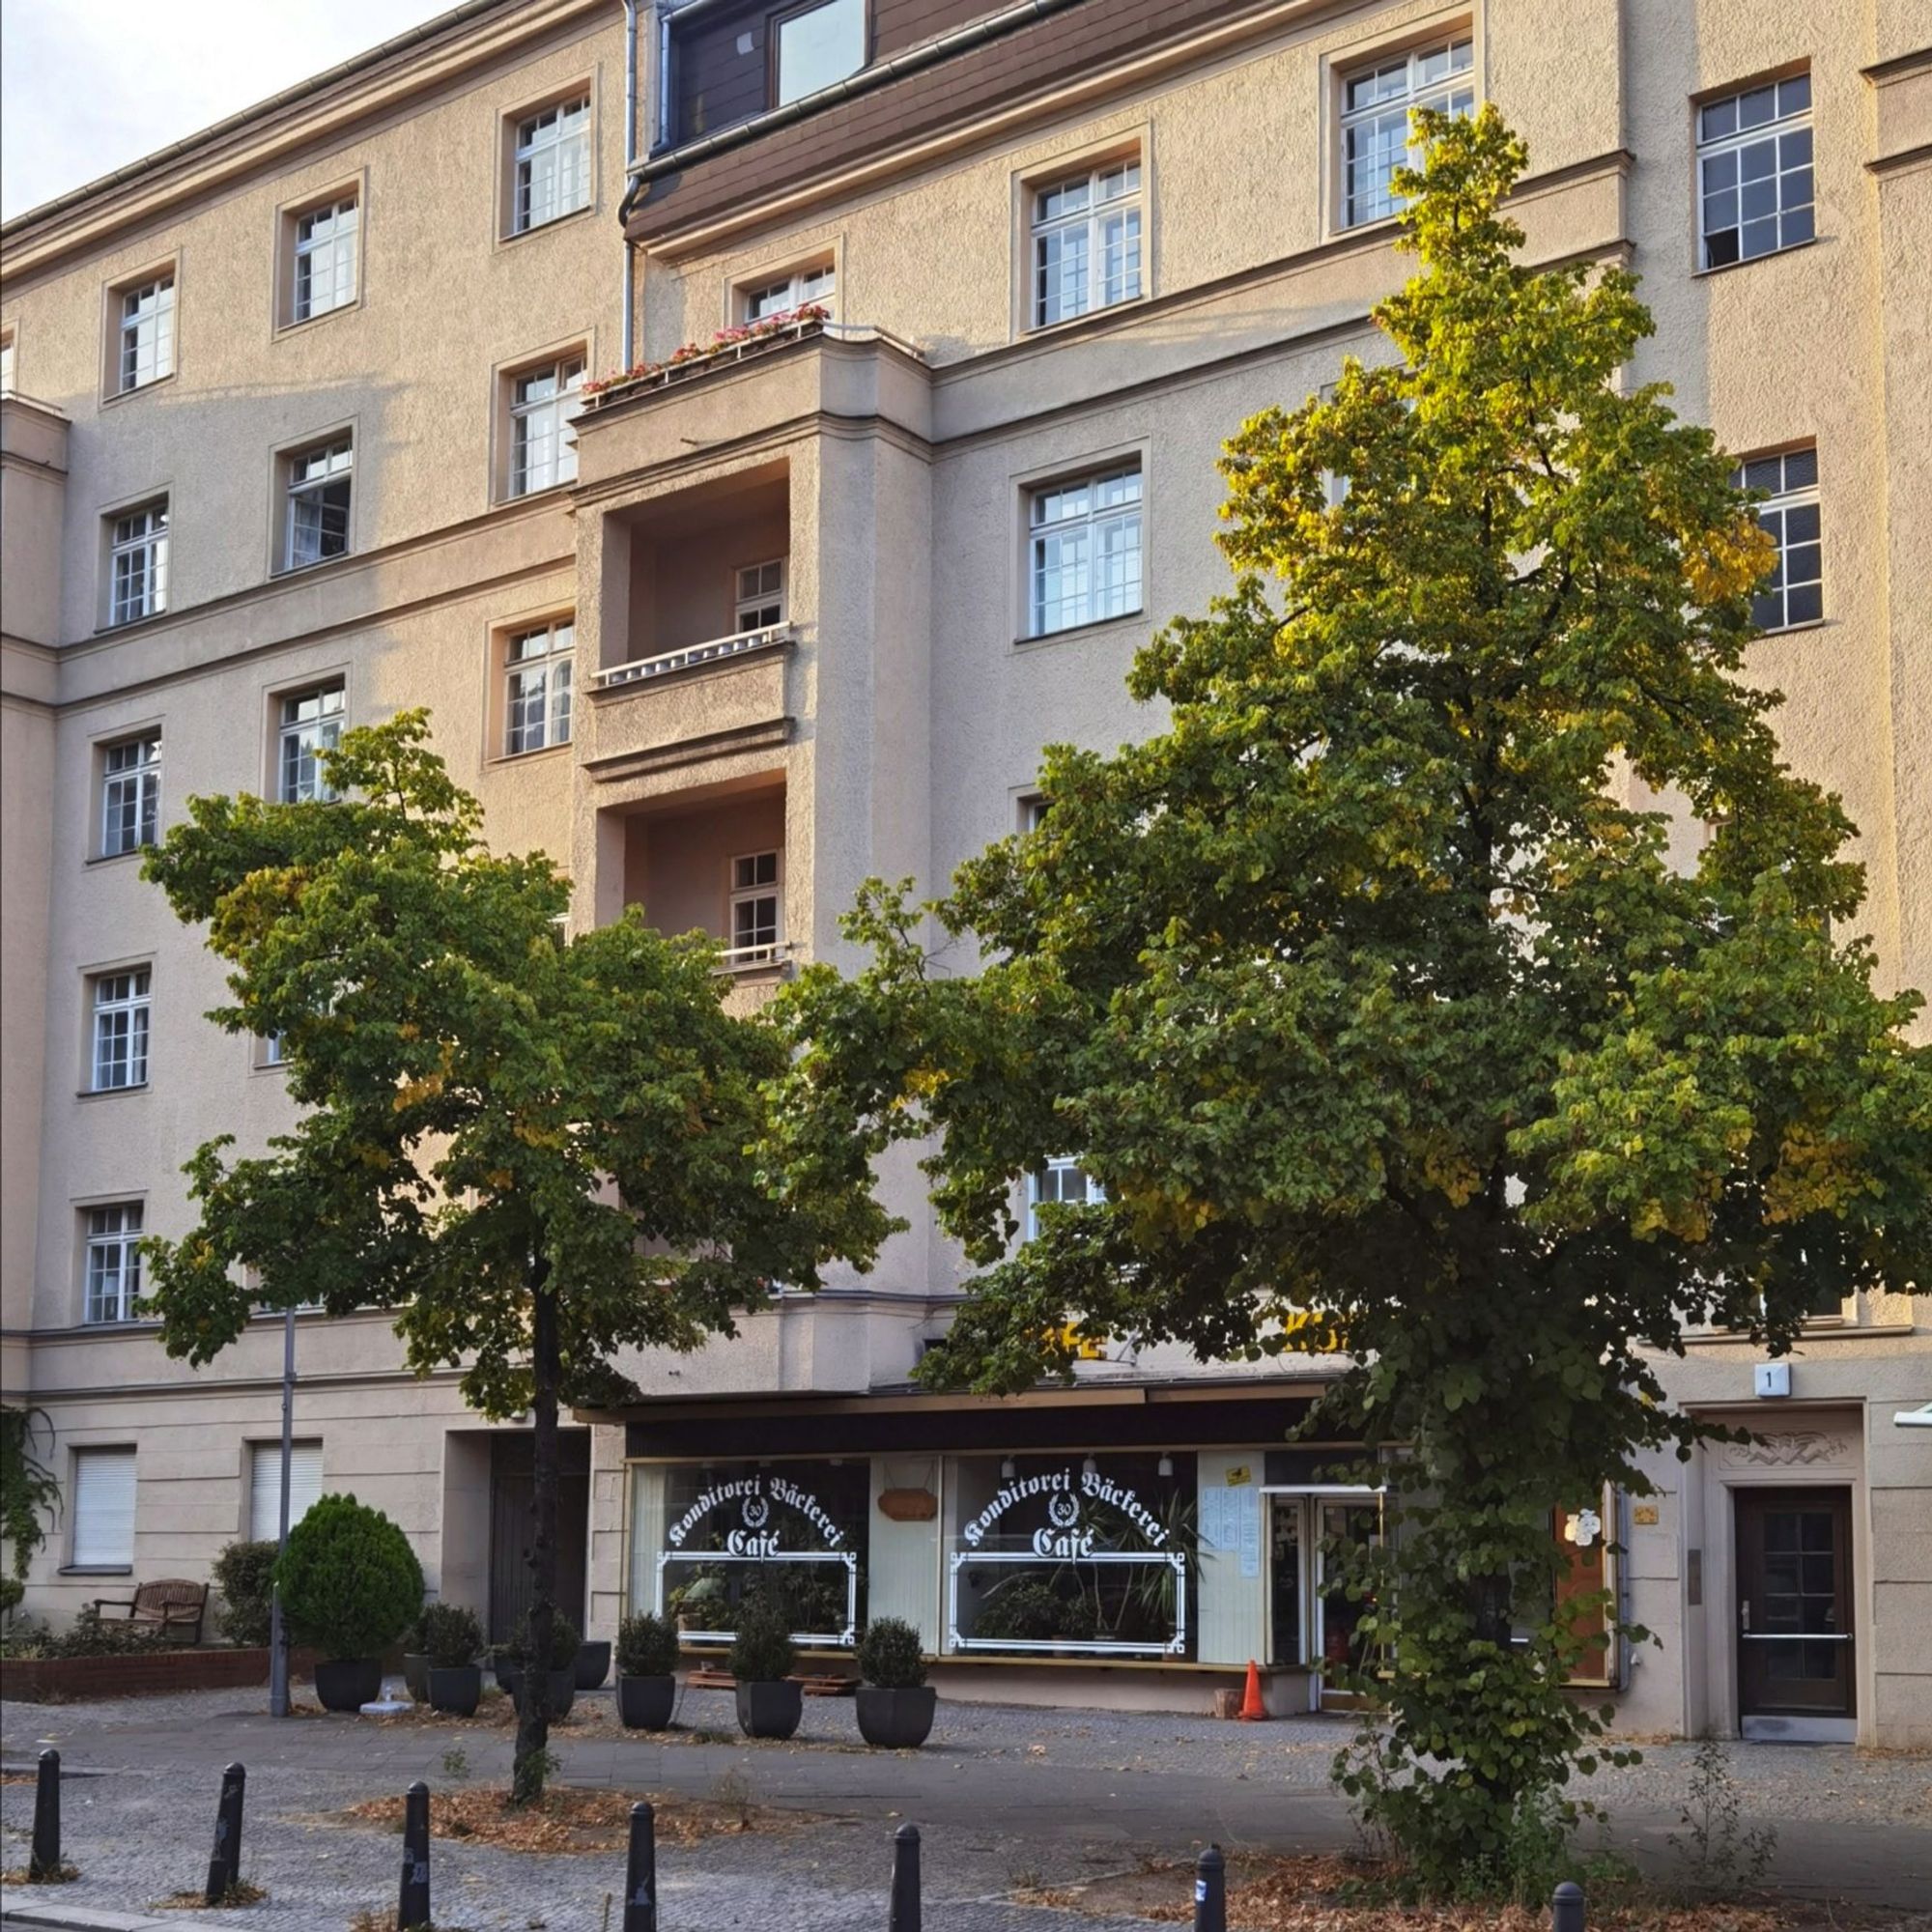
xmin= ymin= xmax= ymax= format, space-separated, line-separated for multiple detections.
xmin=619 ymin=0 xmax=641 ymax=367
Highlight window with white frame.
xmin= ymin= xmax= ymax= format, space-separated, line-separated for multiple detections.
xmin=1031 ymin=158 xmax=1142 ymax=329
xmin=728 ymin=851 xmax=781 ymax=963
xmin=775 ymin=0 xmax=865 ymax=107
xmin=509 ymin=357 xmax=584 ymax=497
xmin=83 ymin=1207 xmax=144 ymax=1324
xmin=1027 ymin=1155 xmax=1104 ymax=1241
xmin=100 ymin=732 xmax=161 ymax=857
xmin=71 ymin=1445 xmax=137 ymax=1564
xmin=743 ymin=260 xmax=836 ymax=322
xmin=115 ymin=275 xmax=176 ymax=392
xmin=733 ymin=560 xmax=786 ymax=632
xmin=293 ymin=195 xmax=359 ymax=322
xmin=1028 ymin=464 xmax=1143 ymax=638
xmin=1737 ymin=447 xmax=1821 ymax=632
xmin=284 ymin=438 xmax=352 ymax=568
xmin=249 ymin=1439 xmax=324 ymax=1540
xmin=504 ymin=618 xmax=574 ymax=754
xmin=259 ymin=1032 xmax=288 ymax=1067
xmin=1697 ymin=73 xmax=1812 ymax=270
xmin=513 ymin=97 xmax=591 ymax=233
xmin=1340 ymin=35 xmax=1475 ymax=228
xmin=278 ymin=682 xmax=345 ymax=804
xmin=107 ymin=500 xmax=169 ymax=625
xmin=90 ymin=968 xmax=152 ymax=1092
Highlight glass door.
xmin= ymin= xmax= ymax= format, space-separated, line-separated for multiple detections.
xmin=1316 ymin=1499 xmax=1381 ymax=1707
xmin=1736 ymin=1487 xmax=1855 ymax=1720
xmin=1266 ymin=1495 xmax=1304 ymax=1666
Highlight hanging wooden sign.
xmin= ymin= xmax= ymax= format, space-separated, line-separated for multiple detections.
xmin=877 ymin=1488 xmax=938 ymax=1521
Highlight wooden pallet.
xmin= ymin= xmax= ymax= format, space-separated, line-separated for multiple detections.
xmin=684 ymin=1668 xmax=858 ymax=1698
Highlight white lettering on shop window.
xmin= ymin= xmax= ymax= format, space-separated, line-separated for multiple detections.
xmin=961 ymin=1465 xmax=1169 ymax=1555
xmin=665 ymin=1472 xmax=846 ymax=1552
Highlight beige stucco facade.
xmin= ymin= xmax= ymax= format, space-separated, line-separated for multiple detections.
xmin=1 ymin=0 xmax=1926 ymax=1739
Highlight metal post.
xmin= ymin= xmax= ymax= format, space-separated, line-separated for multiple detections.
xmin=1551 ymin=1880 xmax=1586 ymax=1932
xmin=1193 ymin=1844 xmax=1226 ymax=1932
xmin=398 ymin=1780 xmax=431 ymax=1930
xmin=622 ymin=1801 xmax=657 ymax=1932
xmin=268 ymin=1305 xmax=296 ymax=1719
xmin=205 ymin=1762 xmax=246 ymax=1903
xmin=28 ymin=1748 xmax=60 ymax=1881
xmin=889 ymin=1821 xmax=921 ymax=1932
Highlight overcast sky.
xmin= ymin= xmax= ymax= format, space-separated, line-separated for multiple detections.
xmin=1 ymin=0 xmax=459 ymax=221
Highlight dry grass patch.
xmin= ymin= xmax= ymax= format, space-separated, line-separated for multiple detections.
xmin=0 ymin=1863 xmax=80 ymax=1884
xmin=153 ymin=1880 xmax=268 ymax=1909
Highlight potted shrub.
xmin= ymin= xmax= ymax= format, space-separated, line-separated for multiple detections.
xmin=574 ymin=1634 xmax=612 ymax=1690
xmin=729 ymin=1593 xmax=801 ymax=1741
xmin=614 ymin=1611 xmax=679 ymax=1730
xmin=420 ymin=1603 xmax=483 ymax=1718
xmin=210 ymin=1539 xmax=277 ymax=1649
xmin=504 ymin=1609 xmax=580 ymax=1720
xmin=401 ymin=1614 xmax=430 ymax=1703
xmin=275 ymin=1493 xmax=422 ymax=1713
xmin=854 ymin=1617 xmax=936 ymax=1749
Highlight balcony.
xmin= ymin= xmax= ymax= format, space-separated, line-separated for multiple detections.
xmin=590 ymin=620 xmax=791 ymax=693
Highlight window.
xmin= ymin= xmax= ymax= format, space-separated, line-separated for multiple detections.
xmin=509 ymin=357 xmax=584 ymax=497
xmin=107 ymin=500 xmax=169 ymax=625
xmin=100 ymin=733 xmax=161 ymax=857
xmin=734 ymin=559 xmax=786 ymax=631
xmin=90 ymin=968 xmax=151 ymax=1092
xmin=1032 ymin=158 xmax=1143 ymax=328
xmin=1341 ymin=35 xmax=1475 ymax=228
xmin=249 ymin=1439 xmax=324 ymax=1540
xmin=278 ymin=683 xmax=345 ymax=803
xmin=1028 ymin=464 xmax=1143 ymax=638
xmin=83 ymin=1207 xmax=143 ymax=1324
xmin=775 ymin=0 xmax=865 ymax=107
xmin=284 ymin=438 xmax=352 ymax=569
xmin=514 ymin=96 xmax=590 ymax=233
xmin=1027 ymin=1154 xmax=1104 ymax=1241
xmin=1698 ymin=73 xmax=1812 ymax=270
xmin=115 ymin=275 xmax=176 ymax=392
xmin=259 ymin=1032 xmax=287 ymax=1067
xmin=71 ymin=1446 xmax=137 ymax=1566
xmin=504 ymin=618 xmax=574 ymax=754
xmin=729 ymin=850 xmax=781 ymax=963
xmin=293 ymin=195 xmax=359 ymax=322
xmin=1737 ymin=447 xmax=1821 ymax=631
xmin=743 ymin=260 xmax=835 ymax=322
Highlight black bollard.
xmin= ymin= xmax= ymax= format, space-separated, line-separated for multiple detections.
xmin=1551 ymin=1879 xmax=1586 ymax=1932
xmin=204 ymin=1761 xmax=247 ymax=1903
xmin=1193 ymin=1843 xmax=1227 ymax=1932
xmin=622 ymin=1801 xmax=657 ymax=1932
xmin=398 ymin=1780 xmax=432 ymax=1931
xmin=889 ymin=1820 xmax=921 ymax=1932
xmin=28 ymin=1748 xmax=60 ymax=1881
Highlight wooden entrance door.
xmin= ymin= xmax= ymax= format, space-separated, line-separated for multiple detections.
xmin=1735 ymin=1487 xmax=1855 ymax=1720
xmin=488 ymin=1430 xmax=590 ymax=1645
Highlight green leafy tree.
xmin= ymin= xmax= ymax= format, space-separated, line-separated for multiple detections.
xmin=1 ymin=1405 xmax=62 ymax=1582
xmin=141 ymin=713 xmax=846 ymax=1802
xmin=770 ymin=109 xmax=1931 ymax=1883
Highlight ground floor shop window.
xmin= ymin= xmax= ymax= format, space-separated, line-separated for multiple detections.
xmin=947 ymin=1452 xmax=1196 ymax=1658
xmin=653 ymin=1460 xmax=867 ymax=1649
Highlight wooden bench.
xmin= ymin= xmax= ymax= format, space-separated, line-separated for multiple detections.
xmin=90 ymin=1578 xmax=209 ymax=1646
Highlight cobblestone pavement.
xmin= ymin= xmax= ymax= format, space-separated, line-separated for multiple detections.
xmin=4 ymin=1686 xmax=1930 ymax=1927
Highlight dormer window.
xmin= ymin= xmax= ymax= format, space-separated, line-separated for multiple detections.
xmin=774 ymin=0 xmax=865 ymax=106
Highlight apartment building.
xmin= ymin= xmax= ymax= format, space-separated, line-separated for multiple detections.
xmin=1 ymin=0 xmax=1926 ymax=1743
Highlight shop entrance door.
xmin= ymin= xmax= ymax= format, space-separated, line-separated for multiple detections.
xmin=1315 ymin=1499 xmax=1381 ymax=1710
xmin=1266 ymin=1495 xmax=1302 ymax=1668
xmin=1735 ymin=1487 xmax=1856 ymax=1741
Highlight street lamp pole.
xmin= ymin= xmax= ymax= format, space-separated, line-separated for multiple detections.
xmin=268 ymin=1307 xmax=296 ymax=1719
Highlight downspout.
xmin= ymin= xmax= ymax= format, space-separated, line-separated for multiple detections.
xmin=619 ymin=0 xmax=641 ymax=367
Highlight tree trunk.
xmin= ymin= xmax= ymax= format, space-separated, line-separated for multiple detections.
xmin=511 ymin=1268 xmax=560 ymax=1805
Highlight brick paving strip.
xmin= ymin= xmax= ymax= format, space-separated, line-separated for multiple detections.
xmin=3 ymin=1689 xmax=1929 ymax=1928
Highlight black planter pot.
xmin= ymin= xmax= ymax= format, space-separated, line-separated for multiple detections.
xmin=427 ymin=1662 xmax=482 ymax=1718
xmin=491 ymin=1653 xmax=516 ymax=1692
xmin=510 ymin=1666 xmax=577 ymax=1720
xmin=574 ymin=1640 xmax=611 ymax=1690
xmin=734 ymin=1678 xmax=803 ymax=1741
xmin=855 ymin=1685 xmax=937 ymax=1749
xmin=314 ymin=1657 xmax=384 ymax=1712
xmin=402 ymin=1653 xmax=430 ymax=1702
xmin=616 ymin=1673 xmax=676 ymax=1730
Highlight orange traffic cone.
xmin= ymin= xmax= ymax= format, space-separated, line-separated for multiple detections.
xmin=1237 ymin=1658 xmax=1268 ymax=1721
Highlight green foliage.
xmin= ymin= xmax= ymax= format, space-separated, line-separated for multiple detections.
xmin=727 ymin=1592 xmax=797 ymax=1683
xmin=275 ymin=1493 xmax=422 ymax=1660
xmin=0 ymin=1577 xmax=23 ymax=1617
xmin=42 ymin=1605 xmax=177 ymax=1659
xmin=211 ymin=1540 xmax=279 ymax=1647
xmin=766 ymin=107 xmax=1932 ymax=1887
xmin=418 ymin=1601 xmax=483 ymax=1669
xmin=1 ymin=1406 xmax=62 ymax=1582
xmin=856 ymin=1616 xmax=927 ymax=1689
xmin=506 ymin=1607 xmax=580 ymax=1670
xmin=616 ymin=1611 xmax=680 ymax=1678
xmin=1667 ymin=1739 xmax=1776 ymax=1890
xmin=969 ymin=1577 xmax=1095 ymax=1644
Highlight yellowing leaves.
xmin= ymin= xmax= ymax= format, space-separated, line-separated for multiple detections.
xmin=1682 ymin=510 xmax=1775 ymax=607
xmin=394 ymin=1071 xmax=446 ymax=1111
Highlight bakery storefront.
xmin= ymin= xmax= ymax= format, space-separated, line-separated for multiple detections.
xmin=615 ymin=1378 xmax=1392 ymax=1713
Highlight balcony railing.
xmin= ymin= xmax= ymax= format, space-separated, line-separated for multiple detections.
xmin=716 ymin=939 xmax=796 ymax=975
xmin=590 ymin=622 xmax=793 ymax=692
